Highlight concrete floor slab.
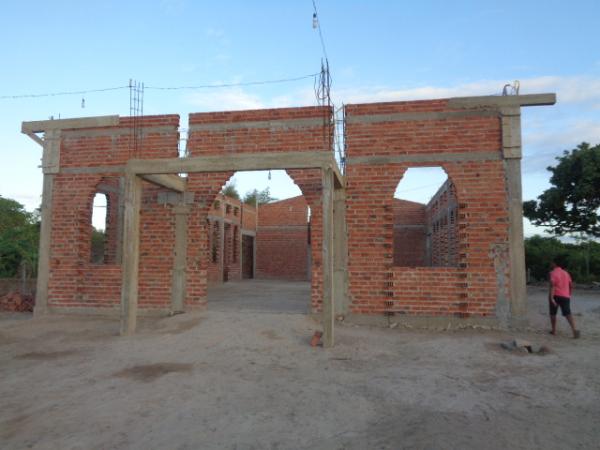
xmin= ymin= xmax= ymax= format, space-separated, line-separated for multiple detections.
xmin=207 ymin=279 xmax=310 ymax=314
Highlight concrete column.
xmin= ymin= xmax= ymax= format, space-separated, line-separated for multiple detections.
xmin=34 ymin=128 xmax=60 ymax=316
xmin=333 ymin=188 xmax=348 ymax=316
xmin=170 ymin=204 xmax=190 ymax=313
xmin=501 ymin=107 xmax=527 ymax=323
xmin=34 ymin=173 xmax=55 ymax=315
xmin=115 ymin=177 xmax=125 ymax=263
xmin=120 ymin=173 xmax=142 ymax=335
xmin=322 ymin=167 xmax=335 ymax=347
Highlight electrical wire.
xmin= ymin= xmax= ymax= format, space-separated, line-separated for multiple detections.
xmin=0 ymin=73 xmax=320 ymax=100
xmin=146 ymin=73 xmax=320 ymax=90
xmin=0 ymin=85 xmax=129 ymax=100
xmin=312 ymin=0 xmax=329 ymax=62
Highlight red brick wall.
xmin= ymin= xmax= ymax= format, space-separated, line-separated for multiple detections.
xmin=345 ymin=99 xmax=509 ymax=319
xmin=426 ymin=179 xmax=459 ymax=267
xmin=256 ymin=196 xmax=309 ymax=281
xmin=392 ymin=199 xmax=426 ymax=266
xmin=47 ymin=115 xmax=179 ymax=311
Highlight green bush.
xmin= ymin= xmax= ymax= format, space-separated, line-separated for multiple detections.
xmin=525 ymin=235 xmax=600 ymax=283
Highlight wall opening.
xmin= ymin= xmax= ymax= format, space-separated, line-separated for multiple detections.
xmin=393 ymin=167 xmax=459 ymax=267
xmin=90 ymin=193 xmax=108 ymax=264
xmin=206 ymin=170 xmax=311 ymax=315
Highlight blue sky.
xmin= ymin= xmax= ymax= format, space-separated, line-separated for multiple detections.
xmin=1 ymin=0 xmax=599 ymax=235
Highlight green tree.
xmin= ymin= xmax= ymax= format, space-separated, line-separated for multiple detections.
xmin=523 ymin=142 xmax=600 ymax=238
xmin=524 ymin=235 xmax=600 ymax=283
xmin=243 ymin=187 xmax=277 ymax=206
xmin=221 ymin=181 xmax=240 ymax=200
xmin=0 ymin=196 xmax=40 ymax=278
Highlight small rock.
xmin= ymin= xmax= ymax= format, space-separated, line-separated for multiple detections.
xmin=501 ymin=342 xmax=515 ymax=350
xmin=389 ymin=322 xmax=398 ymax=329
xmin=529 ymin=344 xmax=543 ymax=354
xmin=513 ymin=338 xmax=531 ymax=348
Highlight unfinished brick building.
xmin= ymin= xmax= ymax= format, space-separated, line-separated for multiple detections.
xmin=206 ymin=194 xmax=256 ymax=283
xmin=22 ymin=93 xmax=555 ymax=346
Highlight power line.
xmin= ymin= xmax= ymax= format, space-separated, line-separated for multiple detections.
xmin=312 ymin=0 xmax=329 ymax=62
xmin=0 ymin=73 xmax=320 ymax=100
xmin=146 ymin=73 xmax=319 ymax=90
xmin=0 ymin=85 xmax=129 ymax=100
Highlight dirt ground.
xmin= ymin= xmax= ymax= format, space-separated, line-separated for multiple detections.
xmin=1 ymin=282 xmax=599 ymax=450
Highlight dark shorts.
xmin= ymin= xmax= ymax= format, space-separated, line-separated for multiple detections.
xmin=550 ymin=295 xmax=571 ymax=317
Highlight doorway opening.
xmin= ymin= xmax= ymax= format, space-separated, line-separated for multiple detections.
xmin=207 ymin=170 xmax=311 ymax=314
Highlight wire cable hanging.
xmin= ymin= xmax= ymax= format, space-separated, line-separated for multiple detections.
xmin=0 ymin=85 xmax=129 ymax=100
xmin=0 ymin=73 xmax=320 ymax=100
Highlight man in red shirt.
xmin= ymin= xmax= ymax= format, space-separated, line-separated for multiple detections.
xmin=549 ymin=257 xmax=580 ymax=338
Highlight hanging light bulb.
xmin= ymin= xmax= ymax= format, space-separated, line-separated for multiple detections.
xmin=81 ymin=97 xmax=86 ymax=108
xmin=268 ymin=170 xmax=272 ymax=181
xmin=312 ymin=12 xmax=318 ymax=29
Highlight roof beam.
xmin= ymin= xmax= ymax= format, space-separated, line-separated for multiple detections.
xmin=447 ymin=93 xmax=556 ymax=109
xmin=22 ymin=115 xmax=120 ymax=134
xmin=140 ymin=174 xmax=187 ymax=192
xmin=126 ymin=151 xmax=339 ymax=175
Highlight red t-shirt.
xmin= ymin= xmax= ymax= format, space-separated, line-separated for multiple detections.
xmin=550 ymin=267 xmax=572 ymax=298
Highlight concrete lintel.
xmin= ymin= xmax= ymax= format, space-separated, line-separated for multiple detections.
xmin=127 ymin=151 xmax=336 ymax=174
xmin=347 ymin=151 xmax=501 ymax=166
xmin=62 ymin=125 xmax=176 ymax=139
xmin=447 ymin=93 xmax=556 ymax=109
xmin=60 ymin=165 xmax=127 ymax=174
xmin=22 ymin=115 xmax=120 ymax=134
xmin=345 ymin=109 xmax=498 ymax=125
xmin=188 ymin=116 xmax=325 ymax=132
xmin=140 ymin=173 xmax=187 ymax=192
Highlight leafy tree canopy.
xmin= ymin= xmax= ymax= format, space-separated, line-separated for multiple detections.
xmin=0 ymin=196 xmax=40 ymax=277
xmin=243 ymin=187 xmax=277 ymax=206
xmin=221 ymin=181 xmax=240 ymax=200
xmin=523 ymin=142 xmax=600 ymax=238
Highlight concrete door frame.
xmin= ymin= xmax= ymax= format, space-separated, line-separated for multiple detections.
xmin=119 ymin=151 xmax=344 ymax=347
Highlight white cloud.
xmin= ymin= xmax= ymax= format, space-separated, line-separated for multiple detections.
xmin=331 ymin=75 xmax=600 ymax=107
xmin=186 ymin=87 xmax=265 ymax=111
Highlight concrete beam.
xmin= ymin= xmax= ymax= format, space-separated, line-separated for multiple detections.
xmin=189 ymin=116 xmax=324 ymax=132
xmin=322 ymin=167 xmax=335 ymax=348
xmin=140 ymin=173 xmax=187 ymax=192
xmin=346 ymin=151 xmax=501 ymax=166
xmin=345 ymin=109 xmax=498 ymax=125
xmin=120 ymin=174 xmax=142 ymax=335
xmin=22 ymin=115 xmax=119 ymax=134
xmin=447 ymin=93 xmax=556 ymax=109
xmin=126 ymin=151 xmax=337 ymax=174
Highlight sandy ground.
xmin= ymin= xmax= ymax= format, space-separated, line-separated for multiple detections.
xmin=1 ymin=281 xmax=599 ymax=450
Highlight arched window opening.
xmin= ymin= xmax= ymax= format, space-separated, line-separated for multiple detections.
xmin=393 ymin=167 xmax=459 ymax=267
xmin=90 ymin=193 xmax=108 ymax=264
